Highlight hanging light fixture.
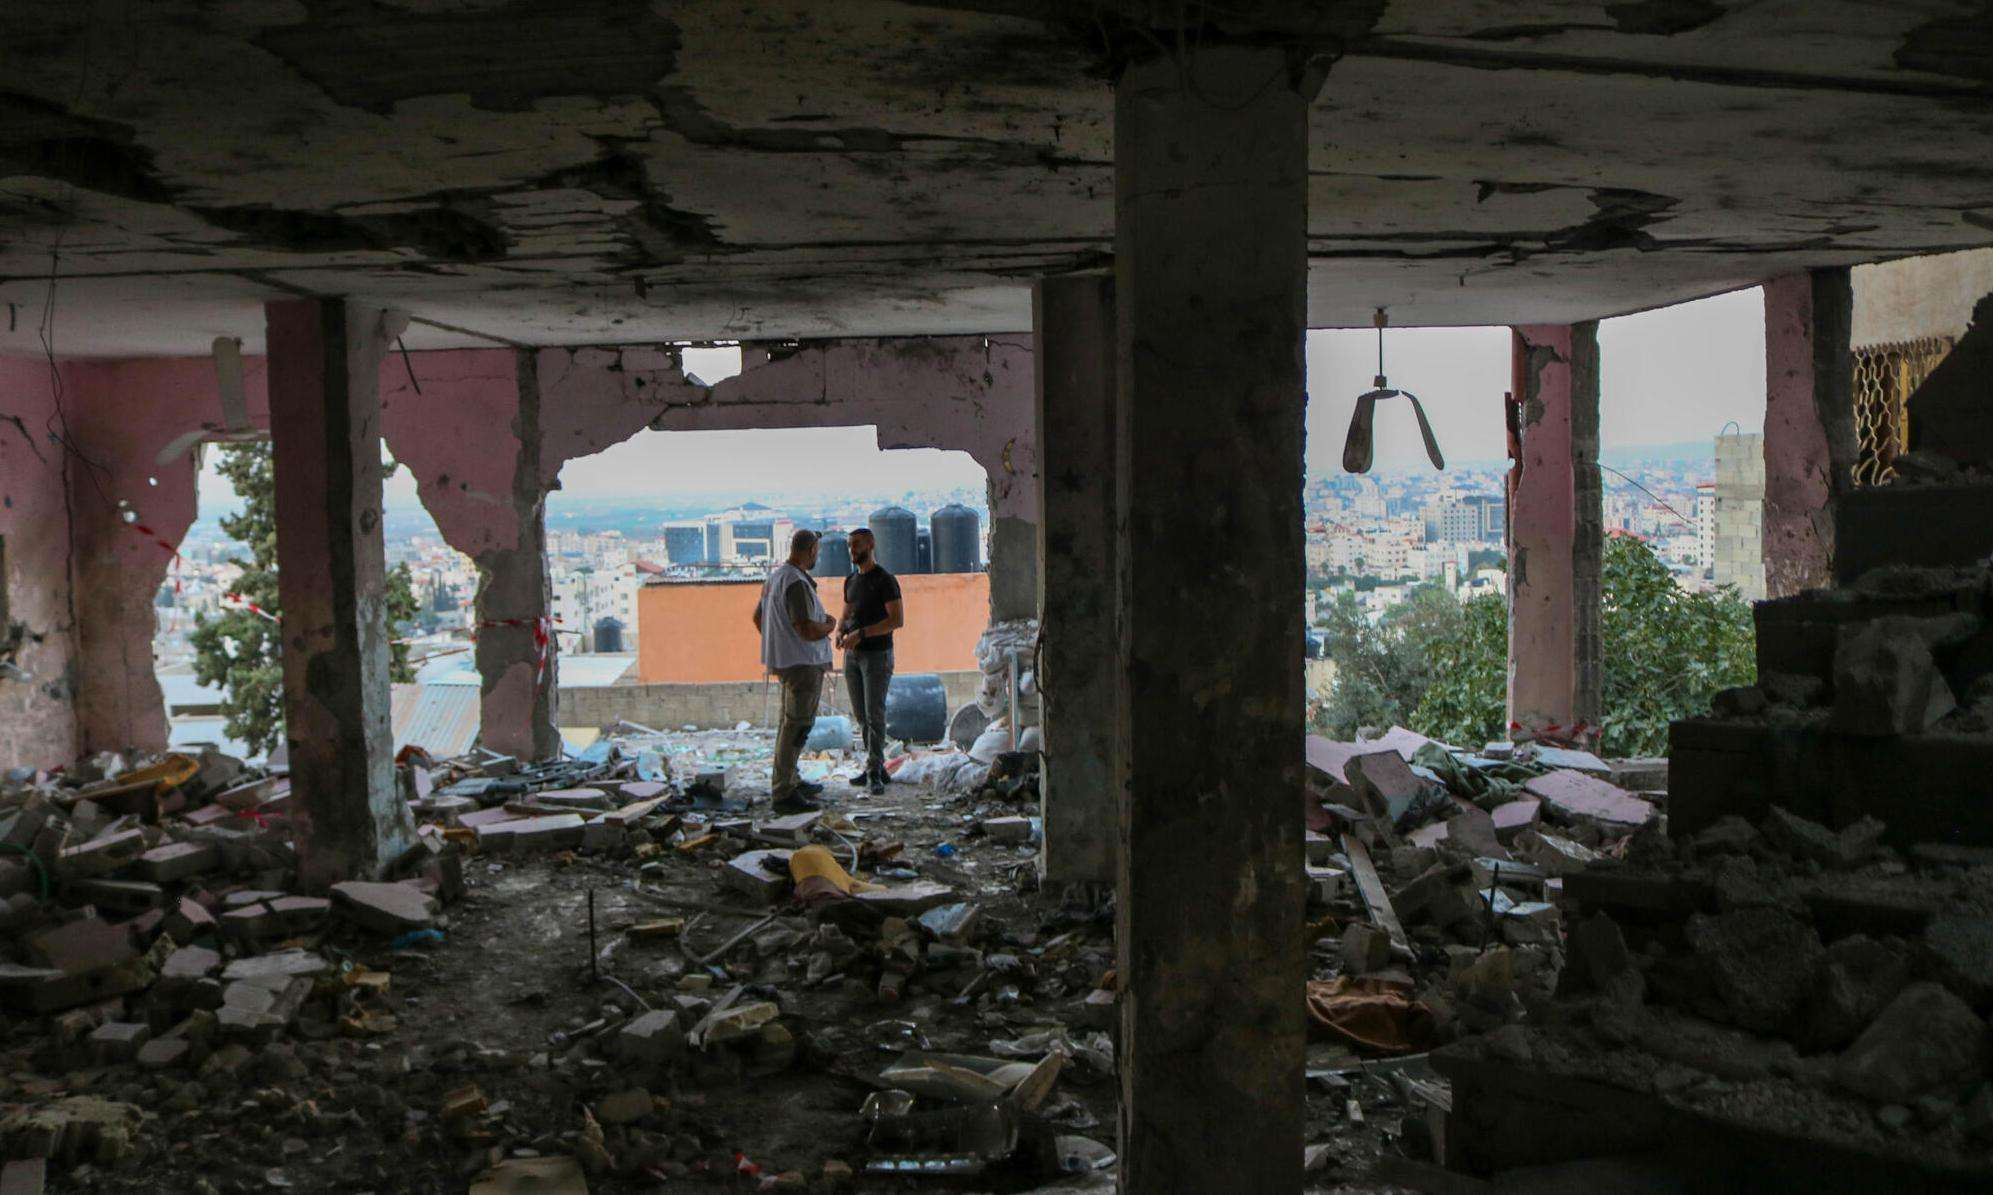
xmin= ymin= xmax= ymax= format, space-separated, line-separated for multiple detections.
xmin=1342 ymin=308 xmax=1445 ymax=473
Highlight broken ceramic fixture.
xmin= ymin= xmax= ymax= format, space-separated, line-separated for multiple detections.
xmin=1342 ymin=308 xmax=1445 ymax=474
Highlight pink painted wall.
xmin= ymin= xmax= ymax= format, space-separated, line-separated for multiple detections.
xmin=1762 ymin=273 xmax=1834 ymax=598
xmin=61 ymin=356 xmax=274 ymax=754
xmin=0 ymin=355 xmax=81 ymax=768
xmin=12 ymin=335 xmax=1037 ymax=767
xmin=1508 ymin=325 xmax=1578 ymax=734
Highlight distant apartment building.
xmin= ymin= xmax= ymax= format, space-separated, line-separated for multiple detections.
xmin=661 ymin=502 xmax=796 ymax=565
xmin=1694 ymin=482 xmax=1716 ymax=570
xmin=553 ymin=564 xmax=643 ymax=654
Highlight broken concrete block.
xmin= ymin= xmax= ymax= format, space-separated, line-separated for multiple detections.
xmin=458 ymin=806 xmax=525 ymax=830
xmin=162 ymin=896 xmax=215 ymax=943
xmin=1500 ymin=901 xmax=1562 ymax=947
xmin=980 ymin=816 xmax=1032 ymax=845
xmin=1490 ymin=797 xmax=1541 ymax=845
xmin=54 ymin=828 xmax=147 ymax=879
xmin=330 ymin=881 xmax=438 ymax=935
xmin=580 ymin=819 xmax=623 ymax=852
xmin=134 ymin=841 xmax=221 ymax=883
xmin=1522 ymin=771 xmax=1654 ymax=834
xmin=1304 ymin=866 xmax=1348 ymax=904
xmin=595 ymin=1087 xmax=653 ymax=1125
xmin=0 ymin=1159 xmax=43 ymax=1195
xmin=1835 ymin=982 xmax=1988 ymax=1102
xmin=1340 ymin=922 xmax=1392 ymax=973
xmin=1563 ymin=913 xmax=1643 ymax=1003
xmin=616 ymin=1009 xmax=684 ymax=1065
xmin=1346 ymin=751 xmax=1428 ymax=822
xmin=221 ymin=949 xmax=327 ymax=983
xmin=1692 ymin=815 xmax=1760 ymax=857
xmin=758 ymin=811 xmax=822 ymax=845
xmin=1805 ymin=934 xmax=1910 ymax=1050
xmin=65 ymin=878 xmax=165 ymax=916
xmin=530 ymin=787 xmax=612 ymax=812
xmin=87 ymin=1021 xmax=151 ymax=1063
xmin=478 ymin=813 xmax=584 ymax=852
xmin=1832 ymin=617 xmax=1958 ymax=735
xmin=1923 ymin=915 xmax=1993 ymax=1011
xmin=1685 ymin=907 xmax=1824 ymax=1034
xmin=721 ymin=849 xmax=794 ymax=904
xmin=1394 ymin=864 xmax=1479 ymax=928
xmin=702 ymin=1001 xmax=780 ymax=1045
xmin=1761 ymin=806 xmax=1882 ymax=869
xmin=410 ymin=795 xmax=478 ymax=825
xmin=135 ymin=1036 xmax=190 ymax=1070
xmin=28 ymin=916 xmax=136 ymax=976
xmin=1515 ymin=829 xmax=1601 ymax=876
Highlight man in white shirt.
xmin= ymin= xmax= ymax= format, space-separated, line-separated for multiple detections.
xmin=752 ymin=530 xmax=837 ymax=813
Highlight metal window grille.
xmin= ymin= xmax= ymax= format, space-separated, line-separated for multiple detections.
xmin=1852 ymin=336 xmax=1953 ymax=485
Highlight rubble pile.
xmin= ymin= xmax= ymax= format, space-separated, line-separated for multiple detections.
xmin=1294 ymin=726 xmax=1669 ymax=1176
xmin=0 ymin=725 xmax=1121 ymax=1192
xmin=1435 ymin=801 xmax=1993 ymax=1174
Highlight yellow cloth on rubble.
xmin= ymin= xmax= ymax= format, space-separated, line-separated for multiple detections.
xmin=788 ymin=844 xmax=883 ymax=900
xmin=1305 ymin=974 xmax=1435 ymax=1056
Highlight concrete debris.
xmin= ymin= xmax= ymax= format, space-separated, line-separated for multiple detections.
xmin=1831 ymin=617 xmax=1959 ymax=735
xmin=1834 ymin=983 xmax=1989 ymax=1103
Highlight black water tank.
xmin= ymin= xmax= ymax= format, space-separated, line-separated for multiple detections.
xmin=813 ymin=531 xmax=852 ymax=578
xmin=914 ymin=527 xmax=933 ymax=574
xmin=593 ymin=617 xmax=624 ymax=654
xmin=884 ymin=672 xmax=948 ymax=744
xmin=930 ymin=503 xmax=981 ymax=573
xmin=869 ymin=505 xmax=918 ymax=575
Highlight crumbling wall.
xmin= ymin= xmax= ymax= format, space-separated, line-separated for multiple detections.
xmin=616 ymin=335 xmax=1040 ymax=618
xmin=0 ymin=355 xmax=81 ymax=768
xmin=62 ymin=356 xmax=272 ymax=755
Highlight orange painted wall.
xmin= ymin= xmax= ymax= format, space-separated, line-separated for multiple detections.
xmin=636 ymin=573 xmax=989 ymax=683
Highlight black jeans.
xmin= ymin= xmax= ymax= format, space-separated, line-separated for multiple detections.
xmin=843 ymin=647 xmax=894 ymax=773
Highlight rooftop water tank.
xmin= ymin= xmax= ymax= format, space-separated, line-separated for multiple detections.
xmin=869 ymin=505 xmax=918 ymax=575
xmin=930 ymin=503 xmax=981 ymax=573
xmin=812 ymin=530 xmax=852 ymax=578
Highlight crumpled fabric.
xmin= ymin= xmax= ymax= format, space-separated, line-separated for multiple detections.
xmin=789 ymin=844 xmax=883 ymax=903
xmin=1305 ymin=974 xmax=1435 ymax=1056
xmin=1412 ymin=742 xmax=1542 ymax=812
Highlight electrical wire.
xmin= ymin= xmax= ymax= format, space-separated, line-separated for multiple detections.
xmin=1599 ymin=462 xmax=1694 ymax=527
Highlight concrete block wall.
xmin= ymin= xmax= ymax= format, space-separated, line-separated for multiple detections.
xmin=557 ymin=671 xmax=980 ymax=734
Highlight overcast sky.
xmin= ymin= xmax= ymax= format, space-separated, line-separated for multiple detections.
xmin=198 ymin=287 xmax=1768 ymax=511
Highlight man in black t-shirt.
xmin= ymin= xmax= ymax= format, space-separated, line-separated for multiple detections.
xmin=837 ymin=527 xmax=904 ymax=795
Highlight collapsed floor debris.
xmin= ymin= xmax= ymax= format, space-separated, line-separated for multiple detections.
xmin=0 ymin=721 xmax=1132 ymax=1194
xmin=9 ymin=691 xmax=1988 ymax=1192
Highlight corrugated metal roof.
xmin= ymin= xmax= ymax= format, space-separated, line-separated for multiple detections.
xmin=414 ymin=653 xmax=634 ymax=688
xmin=391 ymin=683 xmax=480 ymax=757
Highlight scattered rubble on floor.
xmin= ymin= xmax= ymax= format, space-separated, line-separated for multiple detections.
xmin=0 ymin=717 xmax=1115 ymax=1192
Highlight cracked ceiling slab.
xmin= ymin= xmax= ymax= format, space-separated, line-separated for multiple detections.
xmin=0 ymin=0 xmax=1988 ymax=356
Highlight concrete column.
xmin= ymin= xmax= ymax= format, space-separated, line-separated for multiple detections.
xmin=1507 ymin=323 xmax=1603 ymax=740
xmin=266 ymin=298 xmax=415 ymax=889
xmin=1762 ymin=269 xmax=1854 ymax=598
xmin=1033 ymin=272 xmax=1117 ymax=885
xmin=1115 ymin=45 xmax=1312 ymax=1193
xmin=474 ymin=352 xmax=561 ymax=761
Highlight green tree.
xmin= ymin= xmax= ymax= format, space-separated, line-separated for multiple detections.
xmin=1408 ymin=535 xmax=1756 ymax=756
xmin=386 ymin=561 xmax=419 ymax=684
xmin=189 ymin=443 xmax=285 ymax=756
xmin=190 ymin=444 xmax=424 ymax=755
xmin=1311 ymin=583 xmax=1467 ymax=738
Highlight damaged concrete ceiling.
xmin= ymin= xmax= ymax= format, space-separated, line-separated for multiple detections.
xmin=0 ymin=0 xmax=1989 ymax=355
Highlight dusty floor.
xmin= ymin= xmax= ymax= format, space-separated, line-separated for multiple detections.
xmin=13 ymin=738 xmax=1415 ymax=1193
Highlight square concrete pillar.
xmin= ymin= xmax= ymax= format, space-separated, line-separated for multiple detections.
xmin=1033 ymin=272 xmax=1118 ymax=885
xmin=1507 ymin=323 xmax=1603 ymax=741
xmin=266 ymin=298 xmax=416 ymax=889
xmin=1115 ymin=46 xmax=1312 ymax=1193
xmin=474 ymin=352 xmax=561 ymax=761
xmin=1762 ymin=269 xmax=1854 ymax=598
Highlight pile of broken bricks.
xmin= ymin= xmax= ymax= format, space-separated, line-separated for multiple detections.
xmin=1429 ymin=799 xmax=1993 ymax=1178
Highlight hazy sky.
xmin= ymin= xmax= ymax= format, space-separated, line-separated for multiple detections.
xmin=197 ymin=288 xmax=1768 ymax=511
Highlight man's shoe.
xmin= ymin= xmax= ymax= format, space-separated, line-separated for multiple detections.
xmin=867 ymin=773 xmax=886 ymax=797
xmin=771 ymin=792 xmax=821 ymax=815
xmin=797 ymin=780 xmax=825 ymax=799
